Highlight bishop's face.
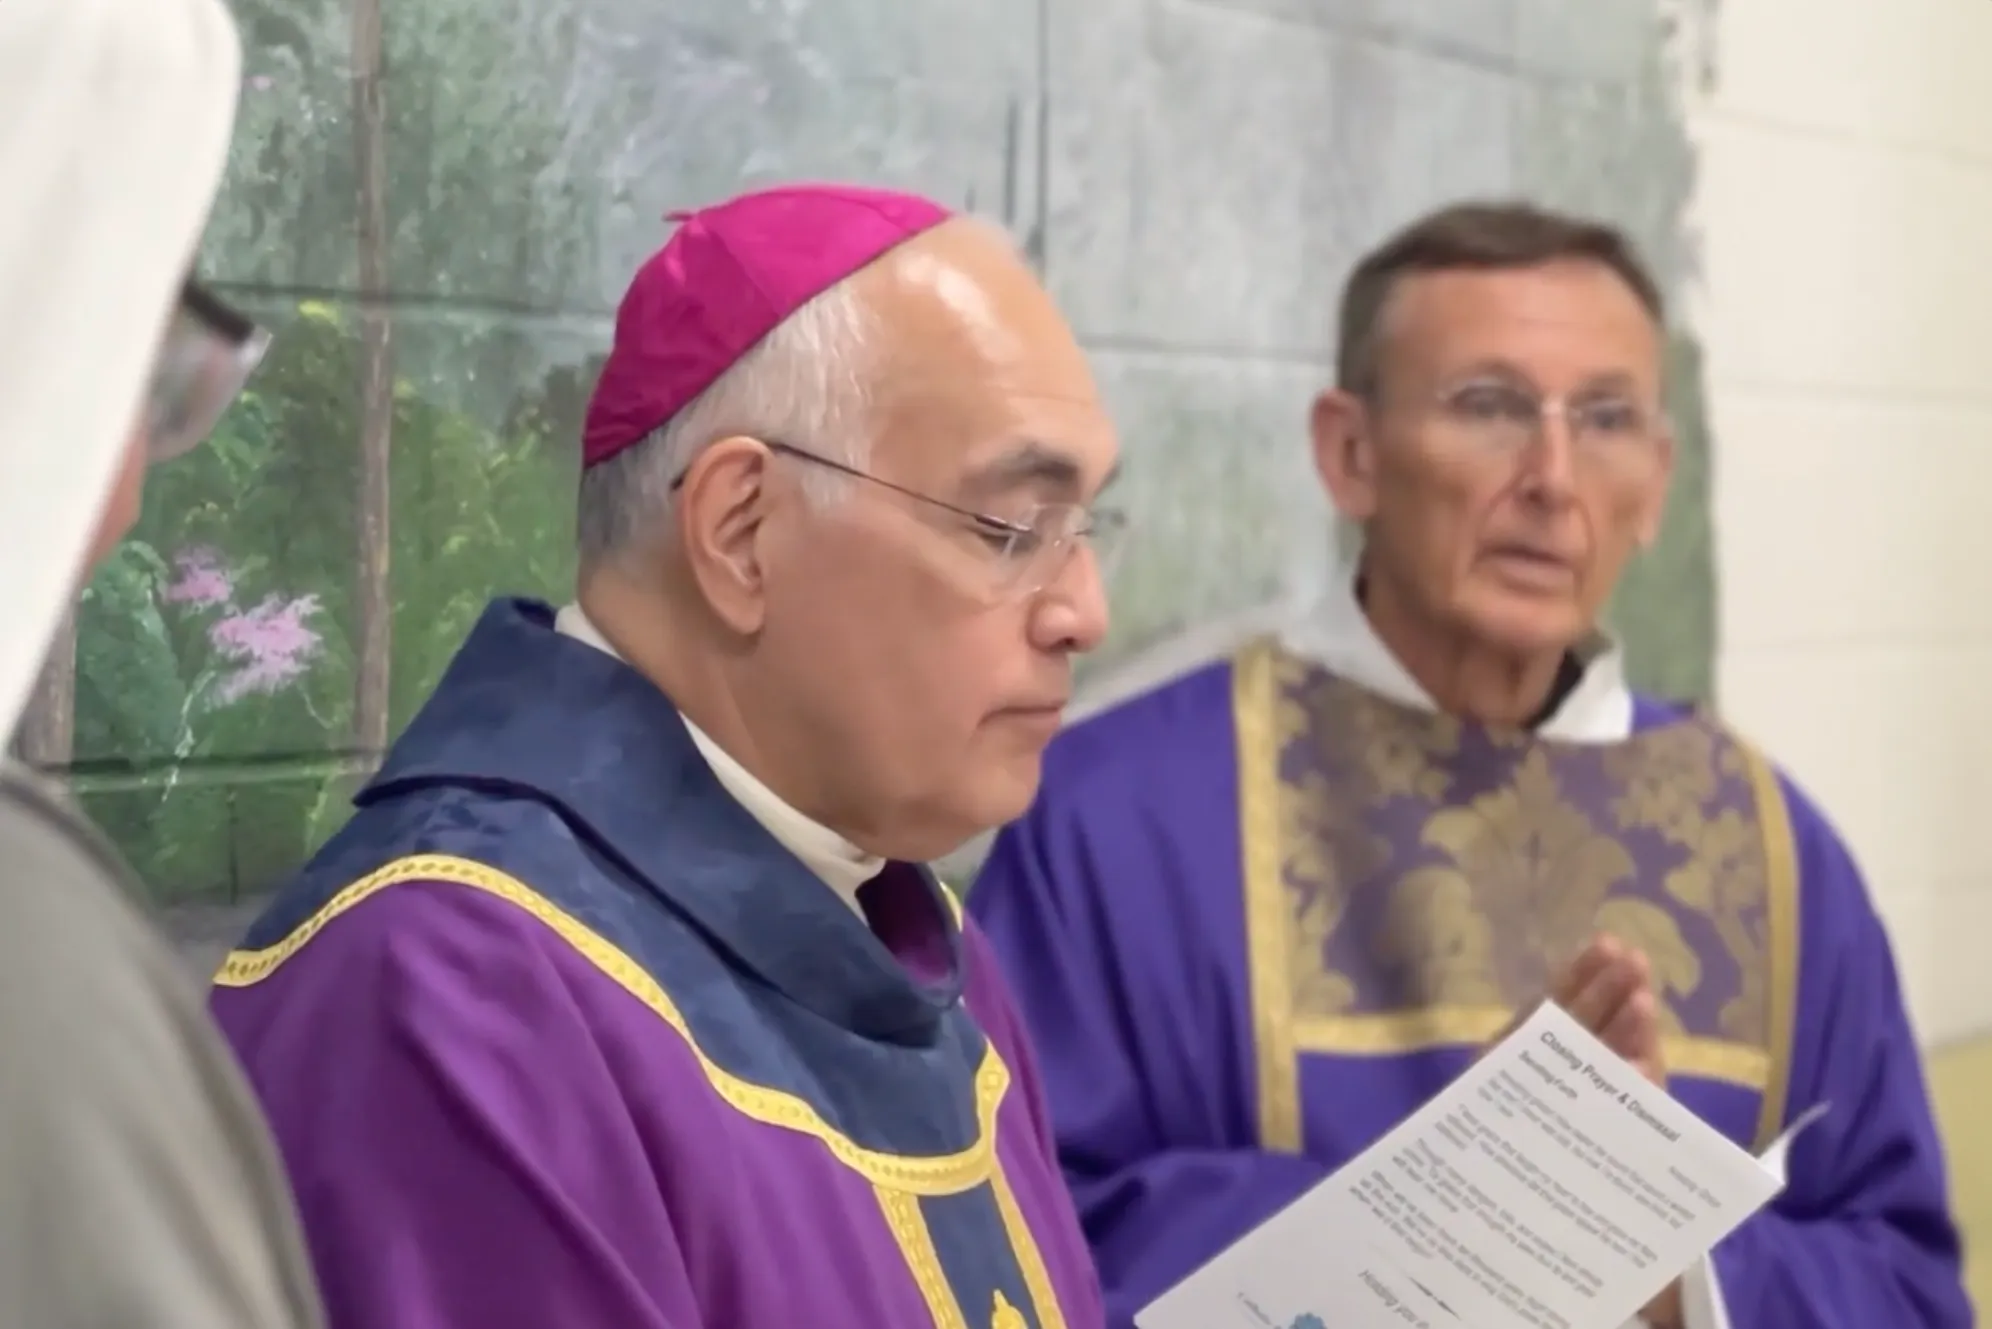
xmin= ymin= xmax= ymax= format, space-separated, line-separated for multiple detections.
xmin=751 ymin=221 xmax=1121 ymax=862
xmin=1316 ymin=259 xmax=1674 ymax=660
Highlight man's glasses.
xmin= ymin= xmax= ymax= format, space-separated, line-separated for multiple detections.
xmin=672 ymin=440 xmax=1126 ymax=602
xmin=1427 ymin=379 xmax=1666 ymax=474
xmin=145 ymin=281 xmax=272 ymax=462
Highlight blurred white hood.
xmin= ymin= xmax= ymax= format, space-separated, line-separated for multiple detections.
xmin=0 ymin=0 xmax=241 ymax=737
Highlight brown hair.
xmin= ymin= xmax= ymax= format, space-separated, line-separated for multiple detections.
xmin=1335 ymin=201 xmax=1665 ymax=395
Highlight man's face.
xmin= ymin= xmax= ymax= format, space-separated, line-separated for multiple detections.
xmin=755 ymin=222 xmax=1119 ymax=860
xmin=1317 ymin=260 xmax=1671 ymax=657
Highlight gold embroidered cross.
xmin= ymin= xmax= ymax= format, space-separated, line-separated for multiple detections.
xmin=992 ymin=1289 xmax=1028 ymax=1329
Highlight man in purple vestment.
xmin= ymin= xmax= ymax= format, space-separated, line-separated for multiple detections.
xmin=211 ymin=184 xmax=1123 ymax=1329
xmin=972 ymin=202 xmax=1969 ymax=1329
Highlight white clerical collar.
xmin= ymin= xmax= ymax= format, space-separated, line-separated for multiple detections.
xmin=553 ymin=603 xmax=883 ymax=915
xmin=1278 ymin=559 xmax=1636 ymax=744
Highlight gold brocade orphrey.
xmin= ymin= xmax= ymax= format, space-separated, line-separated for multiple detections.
xmin=1232 ymin=638 xmax=1799 ymax=1154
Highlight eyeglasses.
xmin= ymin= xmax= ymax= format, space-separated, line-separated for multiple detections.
xmin=145 ymin=281 xmax=272 ymax=462
xmin=1425 ymin=378 xmax=1666 ymax=473
xmin=672 ymin=440 xmax=1126 ymax=602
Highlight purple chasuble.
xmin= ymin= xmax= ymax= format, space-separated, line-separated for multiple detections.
xmin=209 ymin=597 xmax=1103 ymax=1329
xmin=972 ymin=637 xmax=1968 ymax=1329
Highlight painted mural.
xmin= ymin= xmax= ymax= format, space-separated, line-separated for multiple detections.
xmin=9 ymin=0 xmax=1718 ymax=930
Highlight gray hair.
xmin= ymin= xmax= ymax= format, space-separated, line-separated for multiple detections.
xmin=576 ymin=278 xmax=878 ymax=564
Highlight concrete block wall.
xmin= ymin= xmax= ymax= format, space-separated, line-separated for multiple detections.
xmin=1691 ymin=0 xmax=1992 ymax=1047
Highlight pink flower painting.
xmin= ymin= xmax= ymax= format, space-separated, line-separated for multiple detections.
xmin=208 ymin=593 xmax=325 ymax=704
xmin=162 ymin=544 xmax=327 ymax=708
xmin=161 ymin=545 xmax=233 ymax=607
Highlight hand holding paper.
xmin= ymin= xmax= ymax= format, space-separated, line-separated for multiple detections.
xmin=1491 ymin=935 xmax=1667 ymax=1090
xmin=1138 ymin=1002 xmax=1818 ymax=1329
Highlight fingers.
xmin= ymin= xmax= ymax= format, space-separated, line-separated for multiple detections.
xmin=1559 ymin=936 xmax=1652 ymax=1033
xmin=1598 ymin=985 xmax=1660 ymax=1062
xmin=1552 ymin=935 xmax=1667 ymax=1083
xmin=1491 ymin=935 xmax=1666 ymax=1084
xmin=1549 ymin=937 xmax=1615 ymax=1007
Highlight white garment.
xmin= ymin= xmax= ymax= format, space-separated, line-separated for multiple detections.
xmin=0 ymin=0 xmax=241 ymax=737
xmin=553 ymin=604 xmax=884 ymax=916
xmin=1279 ymin=557 xmax=1637 ymax=744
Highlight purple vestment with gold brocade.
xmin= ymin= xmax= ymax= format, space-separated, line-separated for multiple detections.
xmin=972 ymin=638 xmax=1968 ymax=1329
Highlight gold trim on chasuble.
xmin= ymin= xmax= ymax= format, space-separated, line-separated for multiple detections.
xmin=1234 ymin=639 xmax=1800 ymax=1153
xmin=217 ymin=855 xmax=1065 ymax=1327
xmin=875 ymin=1186 xmax=971 ymax=1329
xmin=990 ymin=1165 xmax=1070 ymax=1329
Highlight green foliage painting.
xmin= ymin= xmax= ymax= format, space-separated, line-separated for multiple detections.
xmin=9 ymin=0 xmax=1718 ymax=914
xmin=65 ymin=305 xmax=580 ymax=901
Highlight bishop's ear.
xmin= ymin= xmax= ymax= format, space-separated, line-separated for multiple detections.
xmin=1309 ymin=388 xmax=1380 ymax=524
xmin=674 ymin=434 xmax=773 ymax=635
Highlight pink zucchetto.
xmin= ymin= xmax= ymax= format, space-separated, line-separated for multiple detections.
xmin=580 ymin=182 xmax=953 ymax=469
